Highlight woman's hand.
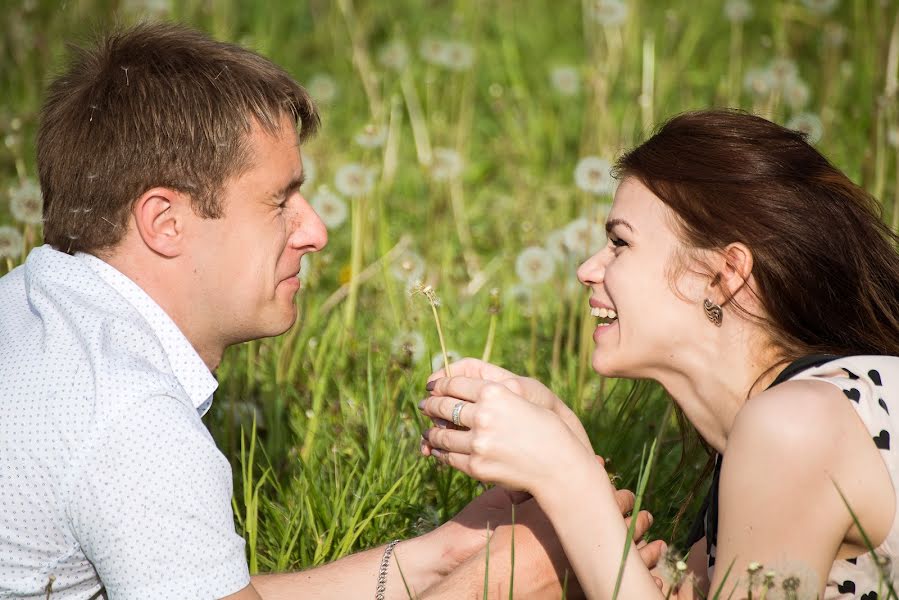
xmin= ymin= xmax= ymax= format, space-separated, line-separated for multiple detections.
xmin=427 ymin=358 xmax=592 ymax=451
xmin=419 ymin=375 xmax=598 ymax=497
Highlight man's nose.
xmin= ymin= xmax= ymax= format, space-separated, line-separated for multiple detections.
xmin=290 ymin=196 xmax=328 ymax=252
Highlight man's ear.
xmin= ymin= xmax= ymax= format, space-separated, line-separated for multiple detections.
xmin=131 ymin=187 xmax=191 ymax=258
xmin=708 ymin=242 xmax=754 ymax=305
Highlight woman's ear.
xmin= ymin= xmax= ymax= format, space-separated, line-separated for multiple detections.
xmin=131 ymin=187 xmax=191 ymax=258
xmin=707 ymin=242 xmax=754 ymax=304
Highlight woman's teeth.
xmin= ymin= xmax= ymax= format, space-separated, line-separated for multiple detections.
xmin=590 ymin=306 xmax=618 ymax=327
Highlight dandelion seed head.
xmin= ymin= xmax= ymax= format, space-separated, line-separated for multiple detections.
xmin=588 ymin=0 xmax=629 ymax=27
xmin=783 ymin=77 xmax=810 ymax=109
xmin=443 ymin=41 xmax=475 ymax=71
xmin=391 ymin=250 xmax=426 ymax=284
xmin=0 ymin=225 xmax=24 ymax=259
xmin=392 ymin=331 xmax=426 ymax=365
xmin=334 ymin=163 xmax=376 ymax=197
xmin=574 ymin=156 xmax=615 ymax=195
xmin=824 ymin=23 xmax=847 ymax=47
xmin=724 ymin=0 xmax=753 ymax=22
xmin=378 ymin=39 xmax=410 ymax=71
xmin=419 ymin=37 xmax=451 ymax=66
xmin=550 ymin=65 xmax=581 ymax=96
xmin=786 ymin=112 xmax=823 ymax=144
xmin=8 ymin=178 xmax=43 ymax=225
xmin=743 ymin=67 xmax=775 ymax=97
xmin=354 ymin=123 xmax=388 ymax=149
xmin=310 ymin=186 xmax=348 ymax=229
xmin=515 ymin=246 xmax=556 ymax=285
xmin=563 ymin=217 xmax=606 ymax=259
xmin=430 ymin=147 xmax=464 ymax=181
xmin=802 ymin=0 xmax=839 ymax=14
xmin=431 ymin=349 xmax=461 ymax=372
xmin=308 ymin=73 xmax=338 ymax=104
xmin=768 ymin=58 xmax=799 ymax=85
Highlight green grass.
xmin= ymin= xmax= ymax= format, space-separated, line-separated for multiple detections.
xmin=3 ymin=0 xmax=899 ymax=593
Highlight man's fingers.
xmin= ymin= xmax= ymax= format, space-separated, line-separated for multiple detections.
xmin=613 ymin=488 xmax=636 ymax=516
xmin=594 ymin=455 xmax=606 ymax=468
xmin=638 ymin=539 xmax=667 ymax=570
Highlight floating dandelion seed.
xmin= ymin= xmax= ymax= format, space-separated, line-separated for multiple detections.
xmin=515 ymin=246 xmax=556 ymax=285
xmin=574 ymin=156 xmax=615 ymax=195
xmin=310 ymin=186 xmax=347 ymax=229
xmin=563 ymin=217 xmax=606 ymax=259
xmin=430 ymin=148 xmax=464 ymax=181
xmin=802 ymin=0 xmax=839 ymax=14
xmin=787 ymin=112 xmax=823 ymax=144
xmin=8 ymin=178 xmax=43 ymax=225
xmin=419 ymin=37 xmax=450 ymax=66
xmin=302 ymin=155 xmax=317 ymax=189
xmin=743 ymin=67 xmax=775 ymax=97
xmin=442 ymin=41 xmax=475 ymax=71
xmin=431 ymin=349 xmax=461 ymax=372
xmin=550 ymin=66 xmax=581 ymax=96
xmin=378 ymin=39 xmax=410 ymax=71
xmin=390 ymin=249 xmax=426 ymax=284
xmin=588 ymin=0 xmax=629 ymax=27
xmin=307 ymin=73 xmax=338 ymax=104
xmin=354 ymin=123 xmax=388 ymax=149
xmin=334 ymin=163 xmax=376 ymax=197
xmin=0 ymin=226 xmax=24 ymax=259
xmin=392 ymin=331 xmax=426 ymax=365
xmin=724 ymin=0 xmax=753 ymax=22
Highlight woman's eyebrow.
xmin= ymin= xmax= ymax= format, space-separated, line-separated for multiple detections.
xmin=605 ymin=218 xmax=635 ymax=234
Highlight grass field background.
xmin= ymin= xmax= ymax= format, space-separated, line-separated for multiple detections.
xmin=2 ymin=0 xmax=899 ymax=582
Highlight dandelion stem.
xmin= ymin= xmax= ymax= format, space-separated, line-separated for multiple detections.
xmin=431 ymin=301 xmax=452 ymax=378
xmin=481 ymin=312 xmax=497 ymax=363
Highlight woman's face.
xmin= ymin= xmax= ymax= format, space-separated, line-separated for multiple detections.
xmin=577 ymin=177 xmax=711 ymax=378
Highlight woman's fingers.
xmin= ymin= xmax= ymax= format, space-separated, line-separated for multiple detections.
xmin=419 ymin=395 xmax=478 ymax=427
xmin=638 ymin=539 xmax=667 ymax=571
xmin=612 ymin=488 xmax=636 ymax=516
xmin=427 ymin=358 xmax=517 ymax=385
xmin=624 ymin=510 xmax=654 ymax=543
xmin=428 ymin=376 xmax=512 ymax=406
xmin=424 ymin=426 xmax=473 ymax=454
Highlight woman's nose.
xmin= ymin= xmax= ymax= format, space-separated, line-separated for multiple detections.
xmin=577 ymin=248 xmax=608 ymax=286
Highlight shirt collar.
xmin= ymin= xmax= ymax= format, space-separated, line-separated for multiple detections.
xmin=75 ymin=252 xmax=218 ymax=415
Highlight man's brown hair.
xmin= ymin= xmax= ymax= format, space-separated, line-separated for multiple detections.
xmin=37 ymin=21 xmax=319 ymax=254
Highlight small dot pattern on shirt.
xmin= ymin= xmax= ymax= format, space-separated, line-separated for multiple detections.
xmin=0 ymin=245 xmax=250 ymax=599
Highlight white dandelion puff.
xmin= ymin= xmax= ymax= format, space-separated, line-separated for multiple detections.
xmin=768 ymin=58 xmax=799 ymax=88
xmin=419 ymin=37 xmax=451 ymax=66
xmin=505 ymin=283 xmax=536 ymax=316
xmin=431 ymin=349 xmax=461 ymax=372
xmin=786 ymin=112 xmax=823 ymax=144
xmin=724 ymin=0 xmax=753 ymax=22
xmin=588 ymin=0 xmax=629 ymax=26
xmin=334 ymin=163 xmax=376 ymax=197
xmin=310 ymin=186 xmax=347 ymax=229
xmin=307 ymin=73 xmax=338 ymax=105
xmin=354 ymin=123 xmax=388 ymax=149
xmin=8 ymin=178 xmax=43 ymax=225
xmin=545 ymin=228 xmax=571 ymax=264
xmin=390 ymin=249 xmax=426 ymax=283
xmin=392 ymin=331 xmax=426 ymax=364
xmin=824 ymin=23 xmax=847 ymax=47
xmin=783 ymin=77 xmax=810 ymax=110
xmin=302 ymin=155 xmax=317 ymax=189
xmin=430 ymin=148 xmax=464 ymax=181
xmin=121 ymin=0 xmax=170 ymax=15
xmin=574 ymin=156 xmax=615 ymax=195
xmin=743 ymin=67 xmax=775 ymax=97
xmin=550 ymin=66 xmax=581 ymax=96
xmin=563 ymin=217 xmax=606 ymax=259
xmin=442 ymin=41 xmax=475 ymax=71
xmin=515 ymin=246 xmax=556 ymax=285
xmin=802 ymin=0 xmax=838 ymax=14
xmin=0 ymin=225 xmax=24 ymax=259
xmin=377 ymin=39 xmax=410 ymax=71
xmin=887 ymin=126 xmax=899 ymax=148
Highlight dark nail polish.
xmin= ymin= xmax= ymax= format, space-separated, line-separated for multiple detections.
xmin=421 ymin=428 xmax=430 ymax=441
xmin=426 ymin=380 xmax=436 ymax=392
xmin=417 ymin=399 xmax=425 ymax=410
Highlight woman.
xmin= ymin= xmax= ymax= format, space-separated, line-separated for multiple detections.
xmin=419 ymin=109 xmax=899 ymax=599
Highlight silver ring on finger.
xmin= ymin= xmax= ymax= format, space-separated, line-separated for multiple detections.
xmin=451 ymin=401 xmax=466 ymax=427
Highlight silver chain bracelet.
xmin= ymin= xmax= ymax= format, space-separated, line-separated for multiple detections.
xmin=375 ymin=539 xmax=401 ymax=600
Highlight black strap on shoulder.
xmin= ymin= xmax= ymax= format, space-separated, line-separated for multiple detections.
xmin=684 ymin=354 xmax=842 ymax=550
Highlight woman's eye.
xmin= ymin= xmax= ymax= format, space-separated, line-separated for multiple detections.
xmin=610 ymin=236 xmax=628 ymax=248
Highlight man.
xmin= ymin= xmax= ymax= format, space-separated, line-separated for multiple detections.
xmin=0 ymin=23 xmax=661 ymax=599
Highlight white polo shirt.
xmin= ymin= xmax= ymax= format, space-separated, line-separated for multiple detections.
xmin=0 ymin=246 xmax=250 ymax=599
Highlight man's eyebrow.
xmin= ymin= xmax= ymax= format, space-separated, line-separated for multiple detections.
xmin=605 ymin=218 xmax=634 ymax=234
xmin=272 ymin=174 xmax=306 ymax=200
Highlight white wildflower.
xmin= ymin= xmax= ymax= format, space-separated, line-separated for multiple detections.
xmin=783 ymin=77 xmax=810 ymax=110
xmin=550 ymin=66 xmax=581 ymax=96
xmin=431 ymin=349 xmax=461 ymax=372
xmin=743 ymin=67 xmax=775 ymax=97
xmin=887 ymin=126 xmax=899 ymax=148
xmin=334 ymin=163 xmax=376 ymax=197
xmin=419 ymin=37 xmax=451 ymax=66
xmin=307 ymin=73 xmax=338 ymax=105
xmin=802 ymin=0 xmax=838 ymax=14
xmin=378 ymin=39 xmax=410 ymax=71
xmin=0 ymin=225 xmax=23 ymax=259
xmin=563 ymin=217 xmax=606 ymax=259
xmin=354 ymin=123 xmax=388 ymax=149
xmin=768 ymin=58 xmax=799 ymax=88
xmin=310 ymin=186 xmax=347 ymax=229
xmin=442 ymin=41 xmax=475 ymax=71
xmin=8 ymin=178 xmax=43 ymax=225
xmin=724 ymin=0 xmax=753 ymax=22
xmin=588 ymin=0 xmax=629 ymax=27
xmin=786 ymin=112 xmax=823 ymax=144
xmin=390 ymin=249 xmax=426 ymax=283
xmin=392 ymin=331 xmax=426 ymax=364
xmin=430 ymin=147 xmax=464 ymax=181
xmin=545 ymin=228 xmax=570 ymax=264
xmin=302 ymin=155 xmax=316 ymax=189
xmin=515 ymin=246 xmax=556 ymax=285
xmin=574 ymin=156 xmax=615 ymax=195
